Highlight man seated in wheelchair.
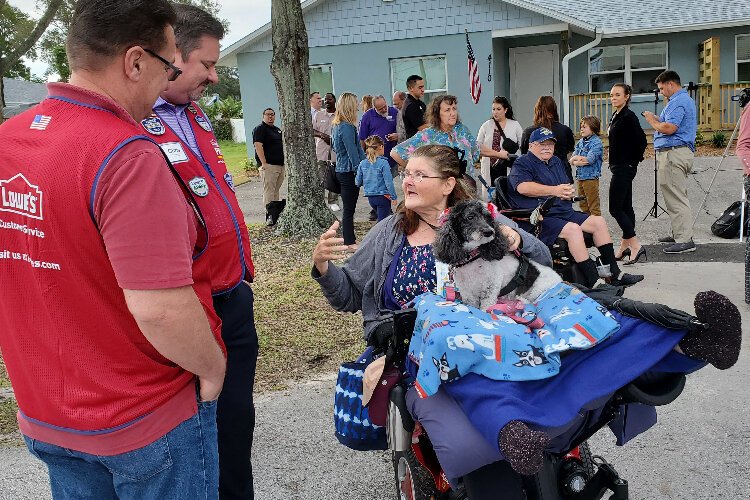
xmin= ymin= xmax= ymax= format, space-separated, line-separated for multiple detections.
xmin=508 ymin=127 xmax=642 ymax=288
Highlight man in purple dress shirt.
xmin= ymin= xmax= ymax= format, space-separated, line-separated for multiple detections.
xmin=149 ymin=4 xmax=259 ymax=499
xmin=359 ymin=94 xmax=400 ymax=177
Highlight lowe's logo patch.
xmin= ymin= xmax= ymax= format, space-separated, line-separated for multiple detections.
xmin=0 ymin=173 xmax=44 ymax=220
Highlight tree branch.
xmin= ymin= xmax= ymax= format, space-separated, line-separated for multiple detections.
xmin=0 ymin=0 xmax=64 ymax=74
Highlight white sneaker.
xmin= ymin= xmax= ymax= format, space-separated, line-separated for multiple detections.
xmin=329 ymin=203 xmax=341 ymax=212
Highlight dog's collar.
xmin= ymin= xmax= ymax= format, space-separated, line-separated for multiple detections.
xmin=496 ymin=251 xmax=531 ymax=297
xmin=451 ymin=248 xmax=482 ymax=268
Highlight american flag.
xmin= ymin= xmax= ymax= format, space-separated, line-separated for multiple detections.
xmin=466 ymin=31 xmax=482 ymax=104
xmin=30 ymin=115 xmax=52 ymax=131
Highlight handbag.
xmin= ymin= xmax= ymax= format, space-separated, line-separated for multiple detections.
xmin=489 ymin=120 xmax=518 ymax=181
xmin=318 ymin=147 xmax=341 ymax=194
xmin=333 ymin=346 xmax=388 ymax=451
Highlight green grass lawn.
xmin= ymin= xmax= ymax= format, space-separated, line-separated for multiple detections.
xmin=219 ymin=140 xmax=257 ymax=186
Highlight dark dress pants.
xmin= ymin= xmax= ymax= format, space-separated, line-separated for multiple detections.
xmin=336 ymin=171 xmax=359 ymax=245
xmin=213 ymin=282 xmax=259 ymax=500
xmin=608 ymin=164 xmax=638 ymax=239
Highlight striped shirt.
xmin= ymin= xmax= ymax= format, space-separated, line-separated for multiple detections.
xmin=153 ymin=97 xmax=203 ymax=161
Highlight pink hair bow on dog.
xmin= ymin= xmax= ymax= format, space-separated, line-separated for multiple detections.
xmin=437 ymin=208 xmax=451 ymax=227
xmin=487 ymin=202 xmax=499 ymax=219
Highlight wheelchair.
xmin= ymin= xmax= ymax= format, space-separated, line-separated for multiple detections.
xmin=374 ymin=308 xmax=687 ymax=500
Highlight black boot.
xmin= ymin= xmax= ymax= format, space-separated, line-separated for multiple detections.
xmin=498 ymin=420 xmax=551 ymax=476
xmin=680 ymin=291 xmax=742 ymax=370
xmin=576 ymin=259 xmax=600 ymax=288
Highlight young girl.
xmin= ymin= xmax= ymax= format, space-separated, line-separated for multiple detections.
xmin=570 ymin=115 xmax=604 ymax=216
xmin=356 ymin=135 xmax=397 ymax=222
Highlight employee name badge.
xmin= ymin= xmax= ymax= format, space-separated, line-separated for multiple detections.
xmin=435 ymin=261 xmax=452 ymax=298
xmin=160 ymin=142 xmax=189 ymax=164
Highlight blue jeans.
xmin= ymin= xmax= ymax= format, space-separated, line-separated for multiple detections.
xmin=367 ymin=195 xmax=392 ymax=222
xmin=24 ymin=399 xmax=219 ymax=500
xmin=335 ymin=171 xmax=359 ymax=245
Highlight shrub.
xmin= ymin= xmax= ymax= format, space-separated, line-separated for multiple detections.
xmin=212 ymin=118 xmax=233 ymax=141
xmin=215 ymin=97 xmax=244 ymax=119
xmin=694 ymin=129 xmax=705 ymax=145
xmin=711 ymin=131 xmax=727 ymax=149
xmin=241 ymin=158 xmax=259 ymax=177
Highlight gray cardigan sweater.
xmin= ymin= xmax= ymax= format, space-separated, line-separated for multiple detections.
xmin=312 ymin=213 xmax=552 ymax=341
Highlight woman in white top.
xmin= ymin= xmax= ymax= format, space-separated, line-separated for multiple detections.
xmin=476 ymin=96 xmax=523 ymax=199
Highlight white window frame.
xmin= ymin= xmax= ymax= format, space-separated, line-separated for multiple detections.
xmin=389 ymin=54 xmax=448 ymax=101
xmin=588 ymin=41 xmax=669 ymax=94
xmin=309 ymin=64 xmax=335 ymax=96
xmin=736 ymin=34 xmax=750 ymax=82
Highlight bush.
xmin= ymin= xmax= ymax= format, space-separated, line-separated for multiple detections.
xmin=212 ymin=118 xmax=233 ymax=141
xmin=694 ymin=129 xmax=705 ymax=145
xmin=215 ymin=96 xmax=244 ymax=119
xmin=241 ymin=158 xmax=259 ymax=177
xmin=711 ymin=131 xmax=727 ymax=149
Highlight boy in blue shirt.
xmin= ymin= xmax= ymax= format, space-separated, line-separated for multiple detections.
xmin=570 ymin=115 xmax=604 ymax=216
xmin=356 ymin=135 xmax=398 ymax=221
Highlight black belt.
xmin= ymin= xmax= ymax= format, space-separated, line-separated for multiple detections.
xmin=655 ymin=145 xmax=688 ymax=152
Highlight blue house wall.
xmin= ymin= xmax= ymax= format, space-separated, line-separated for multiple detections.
xmin=232 ymin=0 xmax=750 ymax=140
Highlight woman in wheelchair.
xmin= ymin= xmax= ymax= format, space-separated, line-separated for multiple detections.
xmin=312 ymin=144 xmax=742 ymax=499
xmin=508 ymin=127 xmax=643 ymax=289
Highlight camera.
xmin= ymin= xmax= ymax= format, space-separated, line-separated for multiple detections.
xmin=737 ymin=88 xmax=750 ymax=108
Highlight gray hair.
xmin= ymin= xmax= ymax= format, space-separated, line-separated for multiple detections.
xmin=372 ymin=95 xmax=387 ymax=105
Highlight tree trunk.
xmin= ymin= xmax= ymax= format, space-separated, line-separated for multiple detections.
xmin=269 ymin=0 xmax=335 ymax=238
xmin=0 ymin=0 xmax=65 ymax=125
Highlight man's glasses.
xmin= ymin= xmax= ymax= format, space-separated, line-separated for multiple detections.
xmin=403 ymin=170 xmax=443 ymax=183
xmin=143 ymin=48 xmax=182 ymax=82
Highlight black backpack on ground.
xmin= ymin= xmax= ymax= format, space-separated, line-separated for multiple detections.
xmin=711 ymin=201 xmax=748 ymax=239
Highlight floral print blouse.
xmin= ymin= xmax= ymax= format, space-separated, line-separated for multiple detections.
xmin=392 ymin=243 xmax=438 ymax=308
xmin=392 ymin=123 xmax=481 ymax=177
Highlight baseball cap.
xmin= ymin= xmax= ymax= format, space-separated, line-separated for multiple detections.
xmin=529 ymin=127 xmax=557 ymax=144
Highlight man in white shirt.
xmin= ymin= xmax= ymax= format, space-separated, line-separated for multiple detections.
xmin=312 ymin=92 xmax=339 ymax=210
xmin=309 ymin=91 xmax=322 ymax=119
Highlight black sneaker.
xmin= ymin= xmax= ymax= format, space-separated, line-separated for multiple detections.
xmin=658 ymin=235 xmax=676 ymax=244
xmin=369 ymin=209 xmax=377 ymax=221
xmin=609 ymin=273 xmax=644 ymax=287
xmin=663 ymin=240 xmax=696 ymax=254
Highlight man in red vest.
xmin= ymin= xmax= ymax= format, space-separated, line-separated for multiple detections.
xmin=0 ymin=0 xmax=226 ymax=498
xmin=140 ymin=5 xmax=258 ymax=499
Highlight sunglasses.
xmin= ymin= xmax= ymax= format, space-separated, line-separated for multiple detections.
xmin=143 ymin=48 xmax=182 ymax=82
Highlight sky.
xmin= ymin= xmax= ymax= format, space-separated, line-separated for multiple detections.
xmin=8 ymin=0 xmax=273 ymax=78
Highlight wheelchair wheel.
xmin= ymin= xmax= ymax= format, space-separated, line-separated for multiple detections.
xmin=393 ymin=449 xmax=438 ymax=500
xmin=578 ymin=442 xmax=597 ymax=479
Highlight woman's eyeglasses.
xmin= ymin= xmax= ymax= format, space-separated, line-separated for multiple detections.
xmin=143 ymin=48 xmax=182 ymax=82
xmin=402 ymin=170 xmax=443 ymax=182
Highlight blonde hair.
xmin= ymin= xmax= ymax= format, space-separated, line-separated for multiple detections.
xmin=364 ymin=135 xmax=384 ymax=163
xmin=332 ymin=92 xmax=358 ymax=126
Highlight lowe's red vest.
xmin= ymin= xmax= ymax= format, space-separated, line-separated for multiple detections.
xmin=143 ymin=102 xmax=255 ymax=294
xmin=0 ymin=95 xmax=222 ymax=446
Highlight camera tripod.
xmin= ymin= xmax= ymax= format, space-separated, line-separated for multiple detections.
xmin=644 ymin=88 xmax=668 ymax=219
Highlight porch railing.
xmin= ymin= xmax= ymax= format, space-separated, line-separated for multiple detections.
xmin=570 ymin=83 xmax=749 ymax=136
xmin=569 ymin=92 xmax=611 ymax=136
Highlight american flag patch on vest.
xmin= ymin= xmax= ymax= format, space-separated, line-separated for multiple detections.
xmin=30 ymin=115 xmax=52 ymax=131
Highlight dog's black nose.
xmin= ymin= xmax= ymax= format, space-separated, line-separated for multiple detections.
xmin=482 ymin=229 xmax=494 ymax=237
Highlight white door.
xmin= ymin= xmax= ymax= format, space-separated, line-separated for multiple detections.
xmin=509 ymin=44 xmax=560 ymax=130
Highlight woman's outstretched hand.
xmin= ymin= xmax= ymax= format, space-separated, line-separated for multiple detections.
xmin=313 ymin=221 xmax=350 ymax=276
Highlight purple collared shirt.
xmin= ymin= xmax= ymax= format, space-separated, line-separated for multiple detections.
xmin=153 ymin=97 xmax=203 ymax=160
xmin=358 ymin=106 xmax=399 ymax=168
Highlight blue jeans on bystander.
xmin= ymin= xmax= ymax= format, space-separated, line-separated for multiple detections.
xmin=24 ymin=398 xmax=219 ymax=500
xmin=368 ymin=195 xmax=392 ymax=222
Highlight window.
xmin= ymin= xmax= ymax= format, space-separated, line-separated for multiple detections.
xmin=737 ymin=35 xmax=750 ymax=82
xmin=309 ymin=64 xmax=334 ymax=96
xmin=589 ymin=42 xmax=667 ymax=94
xmin=390 ymin=55 xmax=447 ymax=105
